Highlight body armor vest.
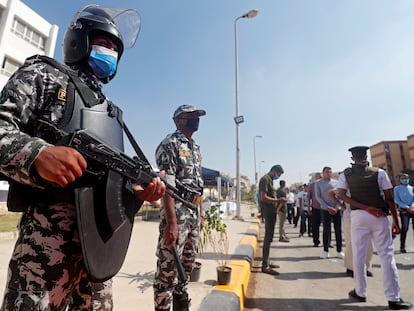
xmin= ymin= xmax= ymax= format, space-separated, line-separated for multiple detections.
xmin=7 ymin=55 xmax=139 ymax=281
xmin=344 ymin=163 xmax=389 ymax=213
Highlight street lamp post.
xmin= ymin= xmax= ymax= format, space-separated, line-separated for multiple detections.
xmin=259 ymin=160 xmax=265 ymax=179
xmin=234 ymin=9 xmax=258 ymax=220
xmin=253 ymin=135 xmax=262 ymax=190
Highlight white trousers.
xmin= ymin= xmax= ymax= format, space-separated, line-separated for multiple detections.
xmin=350 ymin=210 xmax=400 ymax=300
xmin=343 ymin=207 xmax=373 ymax=271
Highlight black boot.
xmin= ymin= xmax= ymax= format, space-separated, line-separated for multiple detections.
xmin=173 ymin=293 xmax=190 ymax=311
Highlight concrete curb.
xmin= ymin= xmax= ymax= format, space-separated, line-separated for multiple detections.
xmin=198 ymin=222 xmax=259 ymax=311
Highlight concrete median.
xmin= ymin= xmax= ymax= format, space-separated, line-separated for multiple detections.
xmin=198 ymin=222 xmax=259 ymax=311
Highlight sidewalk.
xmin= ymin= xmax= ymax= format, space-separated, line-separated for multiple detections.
xmin=0 ymin=203 xmax=259 ymax=311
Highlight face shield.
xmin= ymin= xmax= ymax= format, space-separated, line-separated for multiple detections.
xmin=70 ymin=5 xmax=141 ymax=50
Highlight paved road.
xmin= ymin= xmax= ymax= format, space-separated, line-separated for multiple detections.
xmin=0 ymin=205 xmax=255 ymax=310
xmin=244 ymin=219 xmax=414 ymax=311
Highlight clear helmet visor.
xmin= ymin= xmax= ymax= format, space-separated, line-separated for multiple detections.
xmin=71 ymin=5 xmax=141 ymax=49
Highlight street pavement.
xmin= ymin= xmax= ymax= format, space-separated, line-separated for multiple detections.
xmin=0 ymin=204 xmax=257 ymax=311
xmin=2 ymin=207 xmax=414 ymax=311
xmin=244 ymin=219 xmax=414 ymax=311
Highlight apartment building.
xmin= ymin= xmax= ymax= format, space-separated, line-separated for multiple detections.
xmin=0 ymin=0 xmax=58 ymax=87
xmin=370 ymin=140 xmax=410 ymax=183
xmin=0 ymin=0 xmax=58 ymax=200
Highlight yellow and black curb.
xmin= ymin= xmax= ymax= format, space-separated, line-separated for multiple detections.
xmin=198 ymin=222 xmax=259 ymax=311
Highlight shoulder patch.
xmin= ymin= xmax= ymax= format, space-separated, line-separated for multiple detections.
xmin=57 ymin=88 xmax=66 ymax=101
xmin=179 ymin=150 xmax=191 ymax=157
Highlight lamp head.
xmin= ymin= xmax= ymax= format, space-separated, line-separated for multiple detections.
xmin=244 ymin=9 xmax=258 ymax=18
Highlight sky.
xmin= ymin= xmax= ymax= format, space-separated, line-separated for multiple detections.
xmin=20 ymin=0 xmax=414 ymax=186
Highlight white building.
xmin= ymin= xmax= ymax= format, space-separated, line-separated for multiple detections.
xmin=0 ymin=0 xmax=58 ymax=199
xmin=0 ymin=0 xmax=58 ymax=87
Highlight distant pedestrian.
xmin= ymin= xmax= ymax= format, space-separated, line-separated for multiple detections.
xmin=285 ymin=187 xmax=295 ymax=224
xmin=393 ymin=173 xmax=414 ymax=253
xmin=315 ymin=167 xmax=344 ymax=259
xmin=293 ymin=185 xmax=303 ymax=228
xmin=337 ymin=146 xmax=412 ymax=310
xmin=297 ymin=184 xmax=311 ymax=237
xmin=277 ymin=180 xmax=290 ymax=242
xmin=259 ymin=165 xmax=287 ymax=275
xmin=307 ymin=173 xmax=322 ymax=247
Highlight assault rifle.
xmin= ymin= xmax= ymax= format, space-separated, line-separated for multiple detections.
xmin=63 ymin=129 xmax=199 ymax=211
xmin=63 ymin=129 xmax=193 ymax=283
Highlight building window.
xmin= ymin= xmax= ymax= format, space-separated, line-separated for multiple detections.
xmin=1 ymin=57 xmax=21 ymax=77
xmin=11 ymin=18 xmax=46 ymax=50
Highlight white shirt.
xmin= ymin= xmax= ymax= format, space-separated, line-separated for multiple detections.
xmin=337 ymin=168 xmax=393 ymax=191
xmin=286 ymin=192 xmax=295 ymax=204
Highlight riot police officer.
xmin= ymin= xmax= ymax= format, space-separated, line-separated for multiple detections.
xmin=0 ymin=5 xmax=165 ymax=311
xmin=154 ymin=105 xmax=206 ymax=311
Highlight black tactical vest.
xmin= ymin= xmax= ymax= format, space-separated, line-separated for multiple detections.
xmin=344 ymin=163 xmax=389 ymax=213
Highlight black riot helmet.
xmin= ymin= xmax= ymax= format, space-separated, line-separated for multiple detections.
xmin=63 ymin=5 xmax=141 ymax=81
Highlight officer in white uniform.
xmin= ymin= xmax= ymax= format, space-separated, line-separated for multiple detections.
xmin=336 ymin=146 xmax=412 ymax=310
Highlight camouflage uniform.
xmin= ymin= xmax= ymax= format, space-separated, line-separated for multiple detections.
xmin=0 ymin=58 xmax=113 ymax=310
xmin=154 ymin=130 xmax=203 ymax=310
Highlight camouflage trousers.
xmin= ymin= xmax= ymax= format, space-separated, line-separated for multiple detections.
xmin=1 ymin=202 xmax=113 ymax=311
xmin=153 ymin=204 xmax=199 ymax=310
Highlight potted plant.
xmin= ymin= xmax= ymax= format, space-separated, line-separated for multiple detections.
xmin=200 ymin=203 xmax=231 ymax=285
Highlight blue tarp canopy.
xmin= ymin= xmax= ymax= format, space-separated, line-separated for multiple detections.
xmin=202 ymin=166 xmax=233 ymax=187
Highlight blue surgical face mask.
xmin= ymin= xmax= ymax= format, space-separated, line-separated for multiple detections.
xmin=400 ymin=179 xmax=409 ymax=185
xmin=272 ymin=175 xmax=279 ymax=181
xmin=88 ymin=45 xmax=118 ymax=79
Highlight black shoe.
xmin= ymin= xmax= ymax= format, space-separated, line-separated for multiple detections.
xmin=262 ymin=266 xmax=279 ymax=275
xmin=401 ymin=248 xmax=407 ymax=254
xmin=313 ymin=243 xmax=320 ymax=247
xmin=346 ymin=269 xmax=354 ymax=277
xmin=348 ymin=289 xmax=366 ymax=302
xmin=388 ymin=298 xmax=413 ymax=310
xmin=328 ymin=244 xmax=334 ymax=248
xmin=269 ymin=262 xmax=280 ymax=269
xmin=366 ymin=270 xmax=373 ymax=277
